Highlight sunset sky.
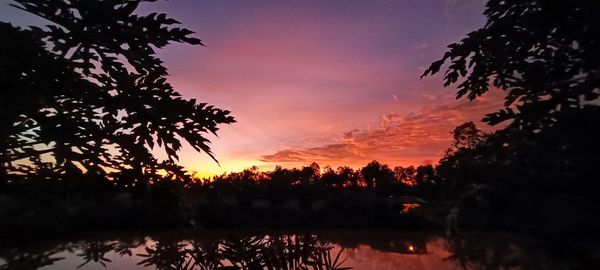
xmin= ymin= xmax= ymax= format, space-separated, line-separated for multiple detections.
xmin=0 ymin=0 xmax=503 ymax=177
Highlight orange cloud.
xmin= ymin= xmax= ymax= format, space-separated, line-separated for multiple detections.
xmin=261 ymin=90 xmax=504 ymax=168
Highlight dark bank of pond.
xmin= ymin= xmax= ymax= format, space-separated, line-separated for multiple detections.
xmin=0 ymin=187 xmax=448 ymax=235
xmin=1 ymin=230 xmax=597 ymax=270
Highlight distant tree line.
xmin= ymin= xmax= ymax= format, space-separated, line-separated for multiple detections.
xmin=197 ymin=161 xmax=437 ymax=197
xmin=1 ymin=0 xmax=599 ymax=237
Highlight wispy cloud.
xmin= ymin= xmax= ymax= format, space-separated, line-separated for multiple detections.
xmin=261 ymin=91 xmax=504 ymax=168
xmin=133 ymin=0 xmax=492 ymax=175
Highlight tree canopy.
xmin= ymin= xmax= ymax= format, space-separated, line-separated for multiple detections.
xmin=0 ymin=0 xmax=235 ymax=180
xmin=424 ymin=0 xmax=600 ymax=232
xmin=422 ymin=0 xmax=599 ymax=129
xmin=450 ymin=122 xmax=486 ymax=151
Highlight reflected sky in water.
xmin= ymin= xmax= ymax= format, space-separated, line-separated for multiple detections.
xmin=33 ymin=239 xmax=457 ymax=270
xmin=0 ymin=231 xmax=590 ymax=270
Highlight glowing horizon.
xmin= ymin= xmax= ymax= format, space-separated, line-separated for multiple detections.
xmin=0 ymin=0 xmax=499 ymax=177
xmin=148 ymin=0 xmax=497 ymax=177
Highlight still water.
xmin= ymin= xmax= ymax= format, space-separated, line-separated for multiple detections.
xmin=0 ymin=230 xmax=589 ymax=270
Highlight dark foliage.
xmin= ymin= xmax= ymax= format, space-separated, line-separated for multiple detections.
xmin=422 ymin=0 xmax=600 ymax=129
xmin=438 ymin=110 xmax=600 ymax=233
xmin=0 ymin=0 xmax=234 ymax=180
xmin=421 ymin=0 xmax=600 ymax=235
xmin=0 ymin=160 xmax=440 ymax=234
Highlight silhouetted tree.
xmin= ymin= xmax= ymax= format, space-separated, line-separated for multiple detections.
xmin=336 ymin=166 xmax=360 ymax=188
xmin=393 ymin=166 xmax=416 ymax=186
xmin=414 ymin=165 xmax=436 ymax=198
xmin=451 ymin=122 xmax=486 ymax=151
xmin=321 ymin=166 xmax=342 ymax=188
xmin=360 ymin=160 xmax=395 ymax=191
xmin=424 ymin=0 xmax=600 ymax=232
xmin=0 ymin=22 xmax=96 ymax=176
xmin=300 ymin=162 xmax=321 ymax=186
xmin=270 ymin=165 xmax=299 ymax=188
xmin=422 ymin=0 xmax=599 ymax=130
xmin=0 ymin=0 xmax=235 ymax=180
xmin=415 ymin=165 xmax=434 ymax=187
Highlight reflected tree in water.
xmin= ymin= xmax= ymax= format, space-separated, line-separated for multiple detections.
xmin=262 ymin=235 xmax=314 ymax=270
xmin=76 ymin=241 xmax=116 ymax=268
xmin=443 ymin=232 xmax=597 ymax=270
xmin=305 ymin=248 xmax=350 ymax=270
xmin=132 ymin=234 xmax=353 ymax=270
xmin=220 ymin=236 xmax=268 ymax=269
xmin=187 ymin=240 xmax=223 ymax=270
xmin=0 ymin=248 xmax=64 ymax=270
xmin=138 ymin=241 xmax=194 ymax=270
xmin=4 ymin=233 xmax=592 ymax=270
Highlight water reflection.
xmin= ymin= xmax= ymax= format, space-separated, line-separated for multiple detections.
xmin=136 ymin=234 xmax=350 ymax=270
xmin=0 ymin=248 xmax=65 ymax=270
xmin=0 ymin=231 xmax=594 ymax=270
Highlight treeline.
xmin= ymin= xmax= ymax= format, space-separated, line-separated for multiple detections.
xmin=2 ymin=110 xmax=598 ymax=234
xmin=2 ymin=107 xmax=599 ymax=234
xmin=0 ymin=159 xmax=443 ymax=233
xmin=188 ymin=162 xmax=443 ymax=229
xmin=1 ymin=0 xmax=599 ymax=242
xmin=198 ymin=161 xmax=438 ymax=198
xmin=0 ymin=157 xmax=442 ymax=202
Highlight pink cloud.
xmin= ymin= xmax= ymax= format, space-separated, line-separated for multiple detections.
xmin=261 ymin=90 xmax=505 ymax=168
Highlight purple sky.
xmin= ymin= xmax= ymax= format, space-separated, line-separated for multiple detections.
xmin=1 ymin=0 xmax=503 ymax=176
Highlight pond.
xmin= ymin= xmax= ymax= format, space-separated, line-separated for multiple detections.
xmin=0 ymin=230 xmax=591 ymax=270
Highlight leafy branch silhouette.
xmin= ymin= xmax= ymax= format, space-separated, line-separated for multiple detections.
xmin=0 ymin=0 xmax=235 ymax=180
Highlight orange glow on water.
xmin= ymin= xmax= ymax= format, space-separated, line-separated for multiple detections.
xmin=402 ymin=203 xmax=421 ymax=214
